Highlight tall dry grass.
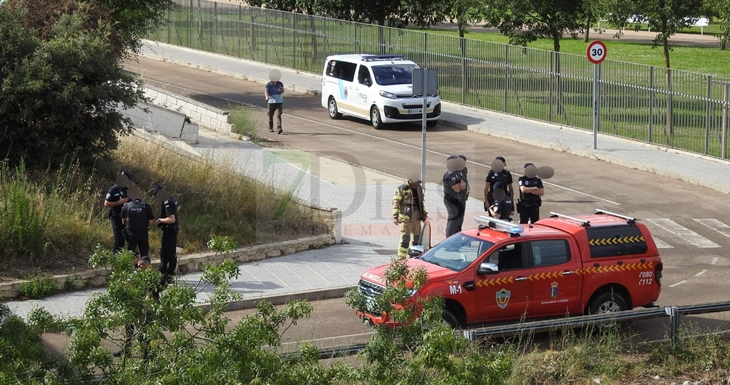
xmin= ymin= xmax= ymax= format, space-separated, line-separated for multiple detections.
xmin=0 ymin=135 xmax=329 ymax=279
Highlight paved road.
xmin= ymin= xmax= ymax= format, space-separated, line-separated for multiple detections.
xmin=41 ymin=297 xmax=730 ymax=362
xmin=122 ymin=56 xmax=730 ymax=342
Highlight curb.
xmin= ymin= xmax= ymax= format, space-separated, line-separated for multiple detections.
xmin=195 ymin=286 xmax=355 ymax=312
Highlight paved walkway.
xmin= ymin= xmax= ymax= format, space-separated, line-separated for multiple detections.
xmin=5 ymin=39 xmax=730 ymax=320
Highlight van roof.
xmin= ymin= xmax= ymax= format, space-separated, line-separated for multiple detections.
xmin=325 ymin=54 xmax=415 ymax=64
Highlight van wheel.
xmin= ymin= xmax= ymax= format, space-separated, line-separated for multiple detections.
xmin=370 ymin=106 xmax=384 ymax=130
xmin=328 ymin=97 xmax=342 ymax=119
xmin=427 ymin=120 xmax=438 ymax=128
xmin=441 ymin=309 xmax=459 ymax=329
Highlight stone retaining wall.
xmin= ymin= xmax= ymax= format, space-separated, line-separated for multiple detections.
xmin=143 ymin=84 xmax=235 ymax=135
xmin=0 ymin=234 xmax=331 ymax=300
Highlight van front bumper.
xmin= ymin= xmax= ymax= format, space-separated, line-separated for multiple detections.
xmin=382 ymin=103 xmax=441 ymax=122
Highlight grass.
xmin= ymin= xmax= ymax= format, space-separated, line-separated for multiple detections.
xmin=0 ymin=134 xmax=329 ymax=282
xmin=227 ymin=104 xmax=263 ymax=142
xmin=17 ymin=276 xmax=58 ymax=300
xmin=147 ymin=4 xmax=730 ymax=159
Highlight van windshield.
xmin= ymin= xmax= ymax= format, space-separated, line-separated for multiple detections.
xmin=371 ymin=64 xmax=418 ymax=86
xmin=421 ymin=234 xmax=494 ymax=272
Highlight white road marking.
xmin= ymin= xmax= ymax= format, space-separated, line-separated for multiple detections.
xmin=647 ymin=219 xmax=720 ymax=248
xmin=694 ymin=218 xmax=730 ymax=239
xmin=280 ymin=331 xmax=374 ymax=346
xmin=670 ymin=280 xmax=687 ymax=288
xmin=711 ymin=257 xmax=719 ymax=265
xmin=138 ymin=78 xmax=622 ymax=206
xmin=694 ymin=269 xmax=708 ymax=277
xmin=653 ymin=237 xmax=674 ymax=249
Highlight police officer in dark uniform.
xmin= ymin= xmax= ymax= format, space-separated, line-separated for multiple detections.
xmin=120 ymin=187 xmax=155 ymax=260
xmin=484 ymin=156 xmax=514 ymax=217
xmin=104 ymin=171 xmax=132 ymax=253
xmin=152 ymin=186 xmax=179 ymax=285
xmin=488 ymin=182 xmax=514 ymax=221
xmin=443 ymin=155 xmax=469 ymax=238
xmin=517 ymin=163 xmax=545 ymax=224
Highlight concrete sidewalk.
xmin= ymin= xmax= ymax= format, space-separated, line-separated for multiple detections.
xmin=139 ymin=40 xmax=730 ymax=195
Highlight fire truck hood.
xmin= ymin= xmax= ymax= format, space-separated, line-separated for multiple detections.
xmin=360 ymin=258 xmax=458 ymax=286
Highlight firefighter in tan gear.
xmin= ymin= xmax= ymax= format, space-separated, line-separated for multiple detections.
xmin=392 ymin=172 xmax=427 ymax=259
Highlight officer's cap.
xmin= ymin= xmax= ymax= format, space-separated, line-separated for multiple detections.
xmin=446 ymin=155 xmax=457 ymax=161
xmin=121 ymin=171 xmax=132 ymax=180
xmin=495 ymin=156 xmax=506 ymax=164
xmin=457 ymin=155 xmax=467 ymax=161
xmin=524 ymin=163 xmax=534 ymax=169
xmin=151 ymin=185 xmax=164 ymax=196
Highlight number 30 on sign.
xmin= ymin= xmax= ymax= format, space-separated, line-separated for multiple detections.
xmin=587 ymin=41 xmax=607 ymax=64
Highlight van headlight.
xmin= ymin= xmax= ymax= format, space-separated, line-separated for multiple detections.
xmin=429 ymin=88 xmax=440 ymax=97
xmin=379 ymin=90 xmax=397 ymax=99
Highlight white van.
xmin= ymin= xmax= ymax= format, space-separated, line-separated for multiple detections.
xmin=320 ymin=54 xmax=441 ymax=129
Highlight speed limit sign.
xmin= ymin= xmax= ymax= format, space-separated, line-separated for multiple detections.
xmin=587 ymin=41 xmax=607 ymax=64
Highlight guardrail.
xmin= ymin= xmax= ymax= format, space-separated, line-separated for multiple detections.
xmin=285 ymin=301 xmax=730 ymax=360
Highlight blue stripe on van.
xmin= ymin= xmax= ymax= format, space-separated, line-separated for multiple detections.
xmin=338 ymin=79 xmax=346 ymax=100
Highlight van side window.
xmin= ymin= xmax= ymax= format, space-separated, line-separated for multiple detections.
xmin=358 ymin=66 xmax=372 ymax=86
xmin=586 ymin=225 xmax=649 ymax=258
xmin=530 ymin=240 xmax=570 ymax=267
xmin=486 ymin=243 xmax=526 ymax=271
xmin=326 ymin=60 xmax=357 ymax=82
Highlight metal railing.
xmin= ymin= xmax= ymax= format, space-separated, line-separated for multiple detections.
xmin=148 ymin=0 xmax=730 ymax=159
xmin=278 ymin=301 xmax=730 ymax=359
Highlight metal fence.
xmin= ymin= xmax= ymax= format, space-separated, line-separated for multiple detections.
xmin=148 ymin=0 xmax=730 ymax=159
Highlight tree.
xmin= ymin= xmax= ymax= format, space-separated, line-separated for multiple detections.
xmin=602 ymin=0 xmax=705 ymax=137
xmin=483 ymin=0 xmax=586 ymax=52
xmin=0 ymin=8 xmax=142 ymax=168
xmin=705 ymin=0 xmax=730 ymax=49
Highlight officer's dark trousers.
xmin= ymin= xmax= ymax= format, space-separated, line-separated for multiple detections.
xmin=444 ymin=197 xmax=465 ymax=238
xmin=519 ymin=202 xmax=540 ymax=224
xmin=126 ymin=230 xmax=150 ymax=258
xmin=110 ymin=217 xmax=125 ymax=253
xmin=159 ymin=226 xmax=178 ymax=281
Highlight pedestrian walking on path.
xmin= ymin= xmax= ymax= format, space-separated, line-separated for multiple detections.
xmin=265 ymin=70 xmax=285 ymax=134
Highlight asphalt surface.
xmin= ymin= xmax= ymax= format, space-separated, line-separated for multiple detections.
xmin=123 ymin=56 xmax=730 ymax=346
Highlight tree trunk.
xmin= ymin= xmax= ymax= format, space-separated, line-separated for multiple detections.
xmin=663 ymin=35 xmax=674 ymax=137
xmin=308 ymin=7 xmax=317 ymax=66
xmin=553 ymin=33 xmax=563 ymax=115
xmin=584 ymin=14 xmax=591 ymax=42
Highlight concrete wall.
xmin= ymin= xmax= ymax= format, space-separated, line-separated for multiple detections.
xmin=122 ymin=101 xmax=199 ymax=143
xmin=142 ymin=84 xmax=235 ymax=134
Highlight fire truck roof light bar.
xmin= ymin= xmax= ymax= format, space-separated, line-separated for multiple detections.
xmin=549 ymin=212 xmax=591 ymax=227
xmin=474 ymin=216 xmax=524 ymax=235
xmin=595 ymin=209 xmax=637 ymax=224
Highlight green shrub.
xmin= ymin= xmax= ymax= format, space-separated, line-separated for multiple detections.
xmin=18 ymin=276 xmax=58 ymax=299
xmin=228 ymin=104 xmax=263 ymax=143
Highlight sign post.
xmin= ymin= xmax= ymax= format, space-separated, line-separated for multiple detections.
xmin=412 ymin=68 xmax=439 ymax=187
xmin=587 ymin=40 xmax=607 ymax=150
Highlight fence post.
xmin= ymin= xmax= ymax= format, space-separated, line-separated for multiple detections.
xmin=666 ymin=306 xmax=680 ymax=346
xmin=423 ymin=33 xmax=428 ymax=67
xmin=167 ymin=8 xmax=171 ymax=43
xmin=265 ymin=12 xmax=269 ymax=63
xmin=706 ymin=76 xmax=712 ymax=155
xmin=354 ymin=24 xmax=359 ymax=53
xmin=388 ymin=28 xmax=392 ymax=54
xmin=250 ymin=11 xmax=255 ymax=60
xmin=504 ymin=45 xmax=509 ymax=112
xmin=649 ymin=67 xmax=654 ymax=143
xmin=462 ymin=329 xmax=477 ymax=342
xmin=549 ymin=51 xmax=554 ymax=123
xmin=293 ymin=15 xmax=297 ymax=69
xmin=213 ymin=2 xmax=218 ymax=53
xmin=188 ymin=0 xmax=193 ymax=48
xmin=461 ymin=38 xmax=467 ymax=104
xmin=723 ymin=83 xmax=729 ymax=159
xmin=238 ymin=5 xmax=242 ymax=58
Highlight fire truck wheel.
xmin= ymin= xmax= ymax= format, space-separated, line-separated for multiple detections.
xmin=589 ymin=291 xmax=628 ymax=315
xmin=441 ymin=309 xmax=459 ymax=329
